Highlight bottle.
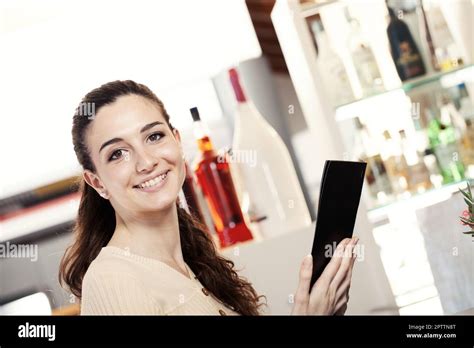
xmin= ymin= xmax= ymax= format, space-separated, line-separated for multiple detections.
xmin=422 ymin=147 xmax=444 ymax=188
xmin=418 ymin=0 xmax=440 ymax=71
xmin=190 ymin=107 xmax=253 ymax=247
xmin=355 ymin=118 xmax=394 ymax=204
xmin=229 ymin=68 xmax=311 ymax=238
xmin=421 ymin=1 xmax=463 ymax=71
xmin=461 ymin=119 xmax=474 ymax=177
xmin=309 ymin=14 xmax=354 ymax=105
xmin=386 ymin=5 xmax=426 ymax=81
xmin=380 ymin=130 xmax=409 ymax=195
xmin=398 ymin=130 xmax=433 ymax=193
xmin=345 ymin=8 xmax=384 ymax=97
xmin=181 ymin=161 xmax=206 ymax=224
xmin=456 ymin=83 xmax=474 ymax=121
xmin=426 ymin=103 xmax=465 ymax=184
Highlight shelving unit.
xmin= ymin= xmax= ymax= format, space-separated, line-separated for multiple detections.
xmin=272 ymin=0 xmax=473 ymax=314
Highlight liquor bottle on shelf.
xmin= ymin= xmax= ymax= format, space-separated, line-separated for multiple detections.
xmin=418 ymin=0 xmax=440 ymax=71
xmin=190 ymin=107 xmax=253 ymax=248
xmin=438 ymin=96 xmax=473 ymax=177
xmin=398 ymin=130 xmax=433 ymax=193
xmin=455 ymin=83 xmax=474 ymax=121
xmin=380 ymin=130 xmax=409 ymax=196
xmin=461 ymin=119 xmax=474 ymax=177
xmin=355 ymin=118 xmax=394 ymax=204
xmin=422 ymin=147 xmax=444 ymax=188
xmin=386 ymin=4 xmax=426 ymax=81
xmin=228 ymin=68 xmax=311 ymax=238
xmin=181 ymin=161 xmax=206 ymax=224
xmin=411 ymin=106 xmax=444 ymax=187
xmin=309 ymin=14 xmax=354 ymax=106
xmin=420 ymin=0 xmax=463 ymax=71
xmin=345 ymin=8 xmax=384 ymax=97
xmin=426 ymin=105 xmax=465 ymax=184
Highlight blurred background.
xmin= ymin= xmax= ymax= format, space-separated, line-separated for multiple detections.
xmin=0 ymin=0 xmax=473 ymax=315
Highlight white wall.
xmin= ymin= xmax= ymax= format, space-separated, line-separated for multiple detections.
xmin=0 ymin=0 xmax=261 ymax=198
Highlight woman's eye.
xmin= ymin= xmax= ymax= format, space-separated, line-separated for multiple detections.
xmin=148 ymin=132 xmax=164 ymax=143
xmin=108 ymin=149 xmax=125 ymax=161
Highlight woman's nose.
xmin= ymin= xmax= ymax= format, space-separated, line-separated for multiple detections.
xmin=135 ymin=148 xmax=158 ymax=173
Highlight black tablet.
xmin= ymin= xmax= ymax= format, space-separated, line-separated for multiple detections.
xmin=309 ymin=160 xmax=367 ymax=288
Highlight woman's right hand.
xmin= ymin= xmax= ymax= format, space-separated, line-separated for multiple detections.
xmin=291 ymin=237 xmax=358 ymax=315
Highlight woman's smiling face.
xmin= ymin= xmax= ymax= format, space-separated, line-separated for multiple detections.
xmin=83 ymin=94 xmax=185 ymax=215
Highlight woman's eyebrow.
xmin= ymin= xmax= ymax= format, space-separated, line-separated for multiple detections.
xmin=99 ymin=121 xmax=164 ymax=154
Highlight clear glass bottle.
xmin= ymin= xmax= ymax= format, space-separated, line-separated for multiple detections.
xmin=355 ymin=118 xmax=394 ymax=204
xmin=380 ymin=130 xmax=409 ymax=196
xmin=418 ymin=0 xmax=440 ymax=71
xmin=345 ymin=8 xmax=384 ymax=96
xmin=309 ymin=14 xmax=354 ymax=106
xmin=421 ymin=0 xmax=464 ymax=71
xmin=229 ymin=68 xmax=311 ymax=238
xmin=399 ymin=130 xmax=433 ymax=193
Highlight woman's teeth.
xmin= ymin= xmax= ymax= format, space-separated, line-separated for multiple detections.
xmin=136 ymin=171 xmax=168 ymax=189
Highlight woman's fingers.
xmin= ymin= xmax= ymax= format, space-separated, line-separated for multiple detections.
xmin=292 ymin=255 xmax=313 ymax=314
xmin=334 ymin=302 xmax=347 ymax=316
xmin=316 ymin=238 xmax=351 ymax=289
xmin=335 ymin=243 xmax=358 ymax=301
xmin=331 ymin=237 xmax=358 ymax=289
xmin=334 ymin=297 xmax=349 ymax=314
xmin=335 ymin=258 xmax=356 ymax=300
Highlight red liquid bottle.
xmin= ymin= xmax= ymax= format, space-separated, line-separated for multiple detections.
xmin=190 ymin=107 xmax=253 ymax=247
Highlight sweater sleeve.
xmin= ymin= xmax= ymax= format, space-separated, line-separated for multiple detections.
xmin=81 ymin=271 xmax=163 ymax=315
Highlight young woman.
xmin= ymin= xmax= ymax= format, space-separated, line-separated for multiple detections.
xmin=59 ymin=80 xmax=358 ymax=315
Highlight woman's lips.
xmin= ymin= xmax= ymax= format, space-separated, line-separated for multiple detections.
xmin=133 ymin=170 xmax=170 ymax=193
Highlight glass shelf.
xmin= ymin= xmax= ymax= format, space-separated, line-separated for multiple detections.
xmin=335 ymin=64 xmax=474 ymax=110
xmin=367 ymin=177 xmax=474 ymax=216
xmin=402 ymin=63 xmax=474 ymax=92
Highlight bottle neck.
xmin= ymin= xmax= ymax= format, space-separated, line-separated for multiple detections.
xmin=234 ymin=100 xmax=267 ymax=126
xmin=197 ymin=135 xmax=214 ymax=152
xmin=229 ymin=68 xmax=247 ymax=103
xmin=193 ymin=120 xmax=214 ymax=152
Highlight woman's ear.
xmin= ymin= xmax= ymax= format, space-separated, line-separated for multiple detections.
xmin=83 ymin=170 xmax=109 ymax=199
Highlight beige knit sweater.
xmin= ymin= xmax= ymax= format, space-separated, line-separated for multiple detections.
xmin=80 ymin=246 xmax=239 ymax=315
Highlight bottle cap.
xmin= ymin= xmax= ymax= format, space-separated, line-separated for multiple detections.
xmin=190 ymin=107 xmax=201 ymax=122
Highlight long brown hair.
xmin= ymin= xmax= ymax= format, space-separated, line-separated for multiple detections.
xmin=59 ymin=80 xmax=266 ymax=315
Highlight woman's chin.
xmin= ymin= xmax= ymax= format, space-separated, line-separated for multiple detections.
xmin=135 ymin=200 xmax=176 ymax=214
xmin=131 ymin=189 xmax=178 ymax=211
